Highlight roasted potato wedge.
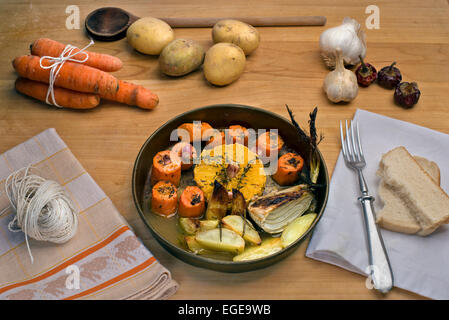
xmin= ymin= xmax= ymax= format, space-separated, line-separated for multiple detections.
xmin=199 ymin=219 xmax=219 ymax=231
xmin=231 ymin=188 xmax=246 ymax=216
xmin=205 ymin=180 xmax=229 ymax=220
xmin=233 ymin=237 xmax=283 ymax=262
xmin=195 ymin=228 xmax=245 ymax=254
xmin=179 ymin=217 xmax=200 ymax=235
xmin=185 ymin=236 xmax=208 ymax=254
xmin=222 ymin=215 xmax=261 ymax=245
xmin=281 ymin=213 xmax=317 ymax=247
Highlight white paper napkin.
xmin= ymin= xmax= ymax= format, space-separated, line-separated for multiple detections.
xmin=306 ymin=109 xmax=449 ymax=300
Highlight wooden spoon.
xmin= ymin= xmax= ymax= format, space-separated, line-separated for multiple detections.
xmin=85 ymin=7 xmax=327 ymax=41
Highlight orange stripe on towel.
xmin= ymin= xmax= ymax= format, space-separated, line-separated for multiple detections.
xmin=0 ymin=225 xmax=129 ymax=295
xmin=64 ymin=256 xmax=157 ymax=300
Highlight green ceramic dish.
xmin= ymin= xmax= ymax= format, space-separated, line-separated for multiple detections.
xmin=132 ymin=104 xmax=329 ymax=272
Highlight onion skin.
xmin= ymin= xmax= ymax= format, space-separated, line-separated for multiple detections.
xmin=394 ymin=82 xmax=421 ymax=109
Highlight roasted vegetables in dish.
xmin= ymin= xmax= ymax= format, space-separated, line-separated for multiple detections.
xmin=178 ymin=186 xmax=205 ymax=218
xmin=151 ymin=150 xmax=182 ymax=186
xmin=151 ymin=181 xmax=178 ymax=217
xmin=272 ymin=152 xmax=304 ymax=186
xmin=205 ymin=180 xmax=230 ymax=220
xmin=147 ymin=109 xmax=322 ymax=262
xmin=233 ymin=238 xmax=283 ymax=262
xmin=248 ymin=185 xmax=314 ymax=234
xmin=194 ymin=143 xmax=266 ymax=202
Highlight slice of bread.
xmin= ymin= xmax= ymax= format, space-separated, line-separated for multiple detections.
xmin=377 ymin=147 xmax=449 ymax=236
xmin=414 ymin=156 xmax=441 ymax=185
xmin=377 ymin=156 xmax=441 ymax=235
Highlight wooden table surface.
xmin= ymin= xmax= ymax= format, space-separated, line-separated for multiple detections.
xmin=1 ymin=0 xmax=448 ymax=300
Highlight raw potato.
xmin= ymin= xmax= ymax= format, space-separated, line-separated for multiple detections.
xmin=281 ymin=213 xmax=317 ymax=247
xmin=222 ymin=215 xmax=261 ymax=245
xmin=212 ymin=19 xmax=260 ymax=55
xmin=127 ymin=17 xmax=174 ymax=55
xmin=159 ymin=39 xmax=205 ymax=76
xmin=203 ymin=43 xmax=246 ymax=86
xmin=195 ymin=228 xmax=245 ymax=254
xmin=233 ymin=238 xmax=283 ymax=262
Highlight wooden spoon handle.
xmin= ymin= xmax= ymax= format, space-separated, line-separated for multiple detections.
xmin=160 ymin=16 xmax=326 ymax=27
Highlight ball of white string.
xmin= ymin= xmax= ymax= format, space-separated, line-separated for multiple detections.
xmin=1 ymin=167 xmax=78 ymax=263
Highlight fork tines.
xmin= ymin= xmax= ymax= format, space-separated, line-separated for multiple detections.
xmin=340 ymin=120 xmax=365 ymax=166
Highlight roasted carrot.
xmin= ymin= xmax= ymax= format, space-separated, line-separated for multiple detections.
xmin=272 ymin=152 xmax=304 ymax=186
xmin=177 ymin=122 xmax=213 ymax=142
xmin=227 ymin=125 xmax=249 ymax=146
xmin=199 ymin=122 xmax=213 ymax=140
xmin=151 ymin=181 xmax=178 ymax=217
xmin=151 ymin=150 xmax=182 ymax=186
xmin=12 ymin=55 xmax=158 ymax=109
xmin=206 ymin=131 xmax=225 ymax=148
xmin=15 ymin=77 xmax=100 ymax=109
xmin=30 ymin=38 xmax=123 ymax=72
xmin=257 ymin=131 xmax=284 ymax=157
xmin=178 ymin=186 xmax=205 ymax=218
xmin=171 ymin=142 xmax=197 ymax=171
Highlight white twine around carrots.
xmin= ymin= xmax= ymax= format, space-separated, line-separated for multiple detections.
xmin=0 ymin=167 xmax=78 ymax=264
xmin=39 ymin=39 xmax=94 ymax=107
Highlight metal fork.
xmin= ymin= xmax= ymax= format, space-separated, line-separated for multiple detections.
xmin=340 ymin=120 xmax=394 ymax=293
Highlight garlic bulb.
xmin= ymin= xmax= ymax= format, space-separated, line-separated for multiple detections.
xmin=323 ymin=48 xmax=358 ymax=103
xmin=319 ymin=17 xmax=366 ymax=69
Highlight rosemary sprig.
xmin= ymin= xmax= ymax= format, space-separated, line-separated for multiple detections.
xmin=286 ymin=104 xmax=310 ymax=144
xmin=286 ymin=104 xmax=323 ymax=185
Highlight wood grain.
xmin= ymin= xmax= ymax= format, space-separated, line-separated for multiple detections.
xmin=1 ymin=0 xmax=448 ymax=300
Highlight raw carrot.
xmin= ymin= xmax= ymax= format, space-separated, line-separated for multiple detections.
xmin=151 ymin=181 xmax=178 ymax=217
xmin=13 ymin=55 xmax=119 ymax=95
xmin=15 ymin=77 xmax=100 ymax=109
xmin=12 ymin=55 xmax=159 ymax=109
xmin=177 ymin=122 xmax=213 ymax=142
xmin=100 ymin=80 xmax=159 ymax=110
xmin=272 ymin=152 xmax=304 ymax=186
xmin=30 ymin=38 xmax=123 ymax=72
xmin=227 ymin=125 xmax=249 ymax=146
xmin=257 ymin=131 xmax=284 ymax=157
xmin=151 ymin=150 xmax=182 ymax=186
xmin=171 ymin=142 xmax=197 ymax=171
xmin=178 ymin=186 xmax=205 ymax=218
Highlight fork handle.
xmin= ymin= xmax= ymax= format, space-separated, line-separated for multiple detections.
xmin=359 ymin=194 xmax=394 ymax=293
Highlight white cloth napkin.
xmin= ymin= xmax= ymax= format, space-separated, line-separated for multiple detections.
xmin=306 ymin=109 xmax=449 ymax=300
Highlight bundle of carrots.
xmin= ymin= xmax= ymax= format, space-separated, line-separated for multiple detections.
xmin=12 ymin=38 xmax=159 ymax=110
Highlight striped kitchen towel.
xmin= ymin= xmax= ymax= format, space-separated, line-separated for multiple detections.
xmin=0 ymin=128 xmax=178 ymax=300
